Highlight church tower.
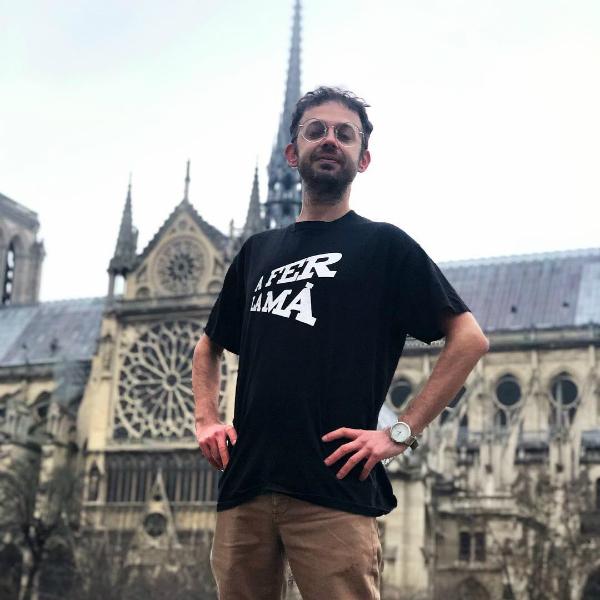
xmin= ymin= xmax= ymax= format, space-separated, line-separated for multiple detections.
xmin=264 ymin=0 xmax=303 ymax=229
xmin=0 ymin=193 xmax=45 ymax=305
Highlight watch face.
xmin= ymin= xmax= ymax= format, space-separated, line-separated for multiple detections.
xmin=391 ymin=421 xmax=411 ymax=443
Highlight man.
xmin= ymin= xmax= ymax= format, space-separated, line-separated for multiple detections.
xmin=193 ymin=87 xmax=489 ymax=600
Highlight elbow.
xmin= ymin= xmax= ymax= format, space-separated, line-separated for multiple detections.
xmin=467 ymin=322 xmax=489 ymax=358
xmin=478 ymin=332 xmax=490 ymax=356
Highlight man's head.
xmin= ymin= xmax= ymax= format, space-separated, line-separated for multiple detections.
xmin=285 ymin=87 xmax=373 ymax=204
xmin=289 ymin=87 xmax=373 ymax=156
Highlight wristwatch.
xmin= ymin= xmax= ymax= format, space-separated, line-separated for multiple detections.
xmin=389 ymin=421 xmax=419 ymax=450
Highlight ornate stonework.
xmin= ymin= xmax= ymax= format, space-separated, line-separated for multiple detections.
xmin=153 ymin=237 xmax=206 ymax=296
xmin=113 ymin=320 xmax=227 ymax=440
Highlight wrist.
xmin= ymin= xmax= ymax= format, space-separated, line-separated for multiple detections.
xmin=195 ymin=414 xmax=219 ymax=427
xmin=389 ymin=420 xmax=420 ymax=450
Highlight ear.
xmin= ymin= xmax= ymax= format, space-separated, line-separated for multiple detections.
xmin=285 ymin=143 xmax=298 ymax=168
xmin=357 ymin=149 xmax=371 ymax=173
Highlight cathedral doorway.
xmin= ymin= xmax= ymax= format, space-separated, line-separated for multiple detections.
xmin=455 ymin=577 xmax=491 ymax=600
xmin=582 ymin=568 xmax=600 ymax=599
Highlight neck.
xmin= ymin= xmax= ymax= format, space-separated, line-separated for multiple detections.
xmin=296 ymin=186 xmax=352 ymax=222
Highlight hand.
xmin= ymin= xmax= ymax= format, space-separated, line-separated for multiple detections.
xmin=322 ymin=427 xmax=406 ymax=481
xmin=195 ymin=421 xmax=237 ymax=471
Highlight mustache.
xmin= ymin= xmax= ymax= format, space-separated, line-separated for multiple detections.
xmin=311 ymin=149 xmax=345 ymax=164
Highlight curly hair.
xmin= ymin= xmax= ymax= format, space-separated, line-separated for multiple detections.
xmin=289 ymin=86 xmax=373 ymax=154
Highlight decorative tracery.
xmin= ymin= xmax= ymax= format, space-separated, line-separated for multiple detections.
xmin=113 ymin=321 xmax=227 ymax=440
xmin=154 ymin=237 xmax=206 ymax=295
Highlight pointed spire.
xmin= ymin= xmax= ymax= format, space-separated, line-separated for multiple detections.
xmin=242 ymin=164 xmax=263 ymax=241
xmin=183 ymin=159 xmax=191 ymax=202
xmin=109 ymin=177 xmax=138 ymax=274
xmin=283 ymin=0 xmax=302 ymax=133
xmin=264 ymin=0 xmax=303 ymax=229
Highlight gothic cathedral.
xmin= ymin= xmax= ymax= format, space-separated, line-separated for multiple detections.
xmin=2 ymin=2 xmax=600 ymax=599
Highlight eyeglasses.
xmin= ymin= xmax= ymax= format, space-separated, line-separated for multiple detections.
xmin=297 ymin=118 xmax=364 ymax=147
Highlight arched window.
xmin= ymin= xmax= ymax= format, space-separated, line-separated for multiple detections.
xmin=2 ymin=241 xmax=16 ymax=305
xmin=494 ymin=409 xmax=508 ymax=429
xmin=33 ymin=392 xmax=51 ymax=420
xmin=389 ymin=378 xmax=412 ymax=410
xmin=550 ymin=372 xmax=579 ymax=428
xmin=494 ymin=375 xmax=521 ymax=433
xmin=87 ymin=463 xmax=101 ymax=502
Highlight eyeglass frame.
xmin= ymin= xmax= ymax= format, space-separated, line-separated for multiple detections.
xmin=296 ymin=118 xmax=365 ymax=147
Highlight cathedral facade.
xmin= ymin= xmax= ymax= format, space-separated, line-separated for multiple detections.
xmin=1 ymin=2 xmax=600 ymax=599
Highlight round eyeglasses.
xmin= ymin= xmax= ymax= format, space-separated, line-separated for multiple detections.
xmin=298 ymin=118 xmax=364 ymax=147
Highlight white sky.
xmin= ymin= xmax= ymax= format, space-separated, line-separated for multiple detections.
xmin=2 ymin=0 xmax=599 ymax=301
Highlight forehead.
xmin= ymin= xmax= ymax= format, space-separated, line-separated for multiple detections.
xmin=302 ymin=101 xmax=361 ymax=127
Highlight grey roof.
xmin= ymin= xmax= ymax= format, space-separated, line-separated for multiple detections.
xmin=0 ymin=298 xmax=105 ymax=367
xmin=136 ymin=199 xmax=228 ymax=266
xmin=440 ymin=248 xmax=600 ymax=332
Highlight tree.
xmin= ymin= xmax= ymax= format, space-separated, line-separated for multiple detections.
xmin=67 ymin=534 xmax=217 ymax=600
xmin=491 ymin=466 xmax=596 ymax=600
xmin=0 ymin=455 xmax=81 ymax=600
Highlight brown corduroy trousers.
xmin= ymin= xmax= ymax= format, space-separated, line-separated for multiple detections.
xmin=211 ymin=492 xmax=382 ymax=600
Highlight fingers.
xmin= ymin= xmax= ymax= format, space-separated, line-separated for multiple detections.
xmin=336 ymin=448 xmax=369 ymax=479
xmin=200 ymin=438 xmax=224 ymax=471
xmin=359 ymin=456 xmax=380 ymax=481
xmin=217 ymin=434 xmax=229 ymax=469
xmin=225 ymin=425 xmax=238 ymax=446
xmin=322 ymin=427 xmax=361 ymax=442
xmin=196 ymin=423 xmax=236 ymax=471
xmin=323 ymin=429 xmax=391 ymax=480
xmin=324 ymin=440 xmax=360 ymax=466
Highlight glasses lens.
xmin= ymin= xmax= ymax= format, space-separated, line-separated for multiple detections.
xmin=303 ymin=120 xmax=327 ymax=142
xmin=335 ymin=123 xmax=358 ymax=146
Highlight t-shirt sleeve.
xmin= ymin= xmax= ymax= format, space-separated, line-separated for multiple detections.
xmin=396 ymin=235 xmax=470 ymax=344
xmin=204 ymin=249 xmax=246 ymax=355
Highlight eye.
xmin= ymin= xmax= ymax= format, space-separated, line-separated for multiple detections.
xmin=336 ymin=123 xmax=357 ymax=144
xmin=303 ymin=120 xmax=326 ymax=141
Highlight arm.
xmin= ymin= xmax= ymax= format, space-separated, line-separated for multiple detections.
xmin=192 ymin=333 xmax=237 ymax=470
xmin=399 ymin=311 xmax=489 ymax=435
xmin=323 ymin=311 xmax=489 ymax=480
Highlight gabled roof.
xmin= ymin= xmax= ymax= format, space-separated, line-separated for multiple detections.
xmin=135 ymin=199 xmax=228 ymax=267
xmin=440 ymin=248 xmax=600 ymax=332
xmin=0 ymin=297 xmax=105 ymax=368
xmin=0 ymin=192 xmax=40 ymax=230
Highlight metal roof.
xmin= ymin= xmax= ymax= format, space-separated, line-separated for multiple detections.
xmin=0 ymin=298 xmax=105 ymax=367
xmin=0 ymin=247 xmax=597 ymax=371
xmin=440 ymin=248 xmax=600 ymax=332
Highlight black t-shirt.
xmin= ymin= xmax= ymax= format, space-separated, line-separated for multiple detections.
xmin=204 ymin=210 xmax=469 ymax=516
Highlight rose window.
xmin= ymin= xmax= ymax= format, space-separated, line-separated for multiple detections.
xmin=113 ymin=321 xmax=228 ymax=440
xmin=155 ymin=237 xmax=205 ymax=295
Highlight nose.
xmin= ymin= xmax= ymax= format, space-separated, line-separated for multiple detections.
xmin=322 ymin=124 xmax=339 ymax=146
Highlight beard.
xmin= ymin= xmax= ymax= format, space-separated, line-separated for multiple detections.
xmin=297 ymin=146 xmax=358 ymax=204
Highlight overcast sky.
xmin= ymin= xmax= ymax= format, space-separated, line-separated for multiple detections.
xmin=2 ymin=0 xmax=599 ymax=301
